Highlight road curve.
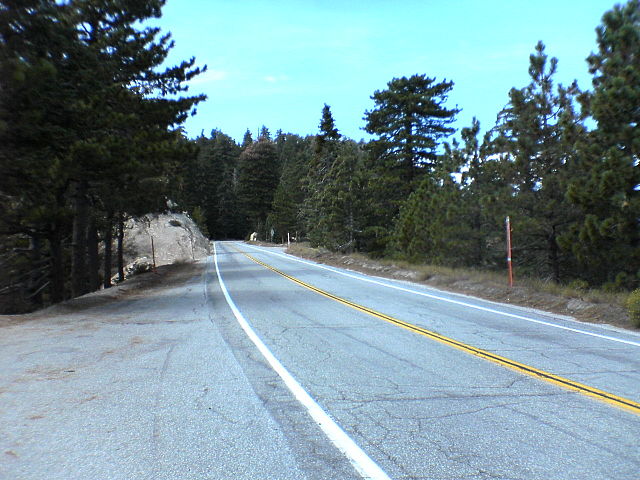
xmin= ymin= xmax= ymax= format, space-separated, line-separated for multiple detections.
xmin=214 ymin=241 xmax=640 ymax=479
xmin=1 ymin=241 xmax=638 ymax=479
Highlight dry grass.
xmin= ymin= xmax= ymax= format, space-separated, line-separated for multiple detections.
xmin=286 ymin=243 xmax=634 ymax=329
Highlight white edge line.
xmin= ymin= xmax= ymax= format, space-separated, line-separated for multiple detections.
xmin=212 ymin=244 xmax=392 ymax=480
xmin=238 ymin=243 xmax=640 ymax=348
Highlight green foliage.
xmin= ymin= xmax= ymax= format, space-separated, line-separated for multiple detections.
xmin=364 ymin=74 xmax=460 ymax=183
xmin=271 ymin=133 xmax=312 ymax=238
xmin=625 ymin=289 xmax=640 ymax=327
xmin=183 ymin=130 xmax=241 ymax=238
xmin=269 ymin=184 xmax=298 ymax=241
xmin=259 ymin=125 xmax=271 ymax=141
xmin=565 ymin=0 xmax=640 ymax=287
xmin=0 ymin=0 xmax=205 ymax=308
xmin=316 ymin=104 xmax=340 ymax=152
xmin=302 ymin=105 xmax=340 ymax=246
xmin=190 ymin=206 xmax=209 ymax=238
xmin=392 ymin=168 xmax=475 ymax=266
xmin=390 ymin=116 xmax=507 ymax=269
xmin=301 ymin=106 xmax=368 ymax=252
xmin=4 ymin=0 xmax=639 ymax=314
xmin=361 ymin=75 xmax=460 ymax=251
xmin=311 ymin=141 xmax=365 ymax=251
xmin=237 ymin=138 xmax=280 ymax=235
xmin=492 ymin=41 xmax=584 ymax=282
xmin=567 ymin=279 xmax=589 ymax=291
xmin=242 ymin=129 xmax=253 ymax=148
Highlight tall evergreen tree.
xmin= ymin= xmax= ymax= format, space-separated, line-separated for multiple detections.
xmin=430 ymin=118 xmax=523 ymax=270
xmin=316 ymin=104 xmax=340 ymax=151
xmin=0 ymin=0 xmax=79 ymax=303
xmin=492 ymin=42 xmax=583 ymax=282
xmin=65 ymin=0 xmax=205 ymax=296
xmin=242 ymin=129 xmax=253 ymax=148
xmin=392 ymin=168 xmax=468 ymax=265
xmin=448 ymin=118 xmax=508 ymax=268
xmin=360 ymin=75 xmax=459 ymax=253
xmin=259 ymin=125 xmax=271 ymax=141
xmin=269 ymin=184 xmax=298 ymax=242
xmin=364 ymin=74 xmax=460 ymax=185
xmin=237 ymin=138 xmax=279 ymax=237
xmin=0 ymin=0 xmax=205 ymax=306
xmin=303 ymin=105 xmax=341 ymax=246
xmin=270 ymin=134 xmax=312 ymax=240
xmin=567 ymin=0 xmax=640 ymax=288
xmin=316 ymin=141 xmax=365 ymax=251
xmin=211 ymin=131 xmax=241 ymax=238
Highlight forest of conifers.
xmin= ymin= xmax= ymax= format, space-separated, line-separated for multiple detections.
xmin=1 ymin=0 xmax=638 ymax=313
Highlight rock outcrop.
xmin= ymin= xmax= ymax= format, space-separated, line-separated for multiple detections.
xmin=118 ymin=213 xmax=209 ymax=280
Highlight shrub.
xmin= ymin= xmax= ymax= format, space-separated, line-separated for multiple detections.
xmin=625 ymin=289 xmax=640 ymax=327
xmin=567 ymin=279 xmax=589 ymax=291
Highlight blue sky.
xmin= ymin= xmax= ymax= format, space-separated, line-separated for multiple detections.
xmin=156 ymin=0 xmax=617 ymax=142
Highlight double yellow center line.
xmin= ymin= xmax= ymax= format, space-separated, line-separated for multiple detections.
xmin=235 ymin=247 xmax=640 ymax=415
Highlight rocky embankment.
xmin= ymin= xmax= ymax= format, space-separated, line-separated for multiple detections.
xmin=116 ymin=212 xmax=210 ymax=281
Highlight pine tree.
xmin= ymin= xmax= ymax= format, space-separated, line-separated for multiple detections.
xmin=492 ymin=42 xmax=583 ymax=282
xmin=242 ymin=129 xmax=253 ymax=148
xmin=269 ymin=184 xmax=298 ymax=242
xmin=270 ymin=134 xmax=312 ymax=240
xmin=390 ymin=130 xmax=482 ymax=266
xmin=392 ymin=171 xmax=468 ymax=265
xmin=211 ymin=131 xmax=241 ymax=238
xmin=237 ymin=138 xmax=279 ymax=237
xmin=318 ymin=141 xmax=365 ymax=252
xmin=567 ymin=0 xmax=640 ymax=288
xmin=451 ymin=118 xmax=508 ymax=268
xmin=67 ymin=0 xmax=205 ymax=296
xmin=364 ymin=74 xmax=460 ymax=185
xmin=0 ymin=0 xmax=79 ymax=303
xmin=360 ymin=75 xmax=459 ymax=253
xmin=303 ymin=105 xmax=341 ymax=246
xmin=316 ymin=104 xmax=340 ymax=151
xmin=259 ymin=125 xmax=271 ymax=141
xmin=0 ymin=0 xmax=206 ymax=306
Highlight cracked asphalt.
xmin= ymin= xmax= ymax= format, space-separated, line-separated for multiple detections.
xmin=1 ymin=241 xmax=639 ymax=479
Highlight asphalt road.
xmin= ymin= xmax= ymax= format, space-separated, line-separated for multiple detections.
xmin=1 ymin=241 xmax=639 ymax=479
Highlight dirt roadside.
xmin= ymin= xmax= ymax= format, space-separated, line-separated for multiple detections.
xmin=0 ymin=261 xmax=202 ymax=328
xmin=2 ymin=243 xmax=634 ymax=332
xmin=281 ymin=244 xmax=636 ymax=331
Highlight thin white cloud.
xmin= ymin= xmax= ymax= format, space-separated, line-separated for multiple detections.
xmin=263 ymin=74 xmax=289 ymax=84
xmin=190 ymin=69 xmax=228 ymax=85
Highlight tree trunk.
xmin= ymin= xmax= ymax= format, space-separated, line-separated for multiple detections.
xmin=103 ymin=213 xmax=113 ymax=289
xmin=548 ymin=227 xmax=560 ymax=283
xmin=348 ymin=208 xmax=354 ymax=248
xmin=472 ymin=208 xmax=484 ymax=266
xmin=28 ymin=235 xmax=43 ymax=307
xmin=117 ymin=213 xmax=125 ymax=283
xmin=71 ymin=180 xmax=90 ymax=297
xmin=403 ymin=120 xmax=415 ymax=184
xmin=48 ymin=226 xmax=65 ymax=304
xmin=87 ymin=216 xmax=100 ymax=292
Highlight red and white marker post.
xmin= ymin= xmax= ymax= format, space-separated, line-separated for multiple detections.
xmin=505 ymin=216 xmax=514 ymax=288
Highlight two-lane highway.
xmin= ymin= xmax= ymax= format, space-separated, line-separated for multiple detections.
xmin=2 ymin=241 xmax=637 ymax=479
xmin=212 ymin=241 xmax=640 ymax=479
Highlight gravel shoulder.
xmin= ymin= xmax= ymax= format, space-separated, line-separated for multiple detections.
xmin=0 ymin=258 xmax=354 ymax=480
